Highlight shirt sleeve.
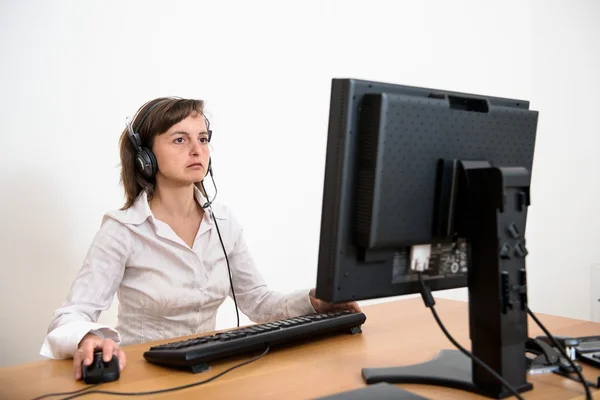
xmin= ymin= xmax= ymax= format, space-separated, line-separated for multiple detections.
xmin=39 ymin=216 xmax=129 ymax=359
xmin=226 ymin=227 xmax=316 ymax=323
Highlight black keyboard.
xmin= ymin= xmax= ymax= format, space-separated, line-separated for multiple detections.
xmin=143 ymin=310 xmax=367 ymax=372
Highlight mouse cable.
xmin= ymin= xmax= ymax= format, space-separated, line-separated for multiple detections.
xmin=417 ymin=272 xmax=525 ymax=400
xmin=31 ymin=346 xmax=269 ymax=400
xmin=526 ymin=306 xmax=592 ymax=399
xmin=31 ymin=384 xmax=99 ymax=400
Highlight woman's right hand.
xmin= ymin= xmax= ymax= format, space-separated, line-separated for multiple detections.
xmin=73 ymin=333 xmax=127 ymax=380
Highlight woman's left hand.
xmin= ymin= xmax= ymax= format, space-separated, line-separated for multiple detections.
xmin=308 ymin=288 xmax=362 ymax=314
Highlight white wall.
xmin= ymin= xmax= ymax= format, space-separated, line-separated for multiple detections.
xmin=0 ymin=0 xmax=596 ymax=368
xmin=526 ymin=0 xmax=600 ymax=320
xmin=435 ymin=0 xmax=600 ymax=318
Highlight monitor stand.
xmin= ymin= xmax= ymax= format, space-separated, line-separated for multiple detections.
xmin=362 ymin=161 xmax=534 ymax=399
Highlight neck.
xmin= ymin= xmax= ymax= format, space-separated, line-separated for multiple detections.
xmin=150 ymin=177 xmax=200 ymax=219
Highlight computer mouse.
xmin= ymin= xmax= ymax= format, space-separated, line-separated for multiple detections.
xmin=82 ymin=351 xmax=120 ymax=384
xmin=525 ymin=338 xmax=559 ymax=365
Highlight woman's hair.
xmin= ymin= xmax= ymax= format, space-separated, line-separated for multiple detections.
xmin=119 ymin=97 xmax=208 ymax=209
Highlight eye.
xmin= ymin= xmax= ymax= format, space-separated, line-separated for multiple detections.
xmin=174 ymin=137 xmax=185 ymax=144
xmin=199 ymin=137 xmax=209 ymax=144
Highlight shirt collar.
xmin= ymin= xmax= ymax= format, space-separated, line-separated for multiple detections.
xmin=112 ymin=185 xmax=226 ymax=226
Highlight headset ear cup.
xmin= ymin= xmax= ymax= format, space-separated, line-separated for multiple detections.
xmin=135 ymin=153 xmax=148 ymax=178
xmin=134 ymin=154 xmax=147 ymax=177
xmin=146 ymin=148 xmax=158 ymax=177
xmin=135 ymin=148 xmax=156 ymax=179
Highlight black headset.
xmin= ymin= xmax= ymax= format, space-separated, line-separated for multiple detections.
xmin=126 ymin=98 xmax=213 ymax=180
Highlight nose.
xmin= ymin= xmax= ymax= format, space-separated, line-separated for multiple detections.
xmin=189 ymin=139 xmax=202 ymax=155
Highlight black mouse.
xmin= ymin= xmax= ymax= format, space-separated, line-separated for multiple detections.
xmin=82 ymin=351 xmax=120 ymax=384
xmin=526 ymin=338 xmax=560 ymax=365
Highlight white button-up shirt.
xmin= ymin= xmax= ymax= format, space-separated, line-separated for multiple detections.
xmin=40 ymin=188 xmax=315 ymax=359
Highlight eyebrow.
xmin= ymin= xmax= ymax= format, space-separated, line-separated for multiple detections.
xmin=169 ymin=130 xmax=209 ymax=136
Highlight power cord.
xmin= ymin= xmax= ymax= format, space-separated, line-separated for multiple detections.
xmin=552 ymin=369 xmax=600 ymax=389
xmin=526 ymin=307 xmax=592 ymax=400
xmin=31 ymin=346 xmax=269 ymax=400
xmin=417 ymin=272 xmax=526 ymax=400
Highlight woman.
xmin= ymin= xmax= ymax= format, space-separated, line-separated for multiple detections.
xmin=40 ymin=97 xmax=360 ymax=380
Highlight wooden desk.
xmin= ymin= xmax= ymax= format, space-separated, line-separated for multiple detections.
xmin=2 ymin=298 xmax=599 ymax=399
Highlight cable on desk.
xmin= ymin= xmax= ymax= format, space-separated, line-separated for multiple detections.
xmin=31 ymin=346 xmax=270 ymax=400
xmin=552 ymin=368 xmax=600 ymax=389
xmin=527 ymin=307 xmax=593 ymax=400
xmin=417 ymin=272 xmax=526 ymax=400
xmin=31 ymin=384 xmax=99 ymax=400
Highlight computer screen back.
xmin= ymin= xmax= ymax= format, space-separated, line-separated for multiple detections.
xmin=315 ymin=78 xmax=538 ymax=303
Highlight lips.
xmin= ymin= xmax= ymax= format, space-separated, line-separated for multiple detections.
xmin=187 ymin=163 xmax=203 ymax=168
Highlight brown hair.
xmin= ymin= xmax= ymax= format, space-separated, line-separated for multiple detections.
xmin=119 ymin=97 xmax=208 ymax=209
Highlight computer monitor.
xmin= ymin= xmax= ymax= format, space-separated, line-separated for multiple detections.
xmin=315 ymin=78 xmax=539 ymax=399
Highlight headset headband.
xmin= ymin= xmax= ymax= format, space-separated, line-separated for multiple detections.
xmin=126 ymin=97 xmax=212 ymax=147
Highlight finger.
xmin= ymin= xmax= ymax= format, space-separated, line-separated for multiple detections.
xmin=80 ymin=339 xmax=98 ymax=367
xmin=102 ymin=339 xmax=116 ymax=362
xmin=312 ymin=299 xmax=323 ymax=313
xmin=73 ymin=349 xmax=85 ymax=380
xmin=349 ymin=302 xmax=362 ymax=313
xmin=117 ymin=350 xmax=127 ymax=371
xmin=338 ymin=302 xmax=358 ymax=312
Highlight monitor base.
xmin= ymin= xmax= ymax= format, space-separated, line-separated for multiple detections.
xmin=362 ymin=349 xmax=533 ymax=399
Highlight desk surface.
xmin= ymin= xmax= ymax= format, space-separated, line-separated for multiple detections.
xmin=2 ymin=298 xmax=599 ymax=399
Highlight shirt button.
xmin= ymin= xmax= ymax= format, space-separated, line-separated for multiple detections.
xmin=191 ymin=328 xmax=196 ymax=333
xmin=195 ymin=308 xmax=200 ymax=312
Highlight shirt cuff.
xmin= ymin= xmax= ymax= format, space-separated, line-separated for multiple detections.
xmin=40 ymin=321 xmax=121 ymax=360
xmin=285 ymin=289 xmax=317 ymax=318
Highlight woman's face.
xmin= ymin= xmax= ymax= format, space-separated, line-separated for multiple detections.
xmin=152 ymin=113 xmax=211 ymax=186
